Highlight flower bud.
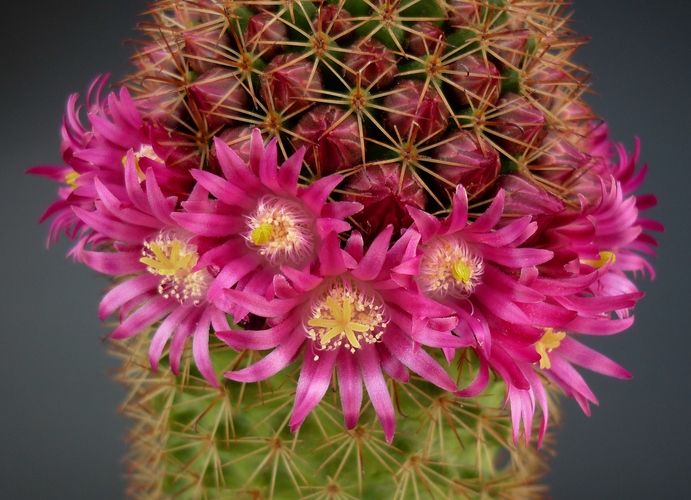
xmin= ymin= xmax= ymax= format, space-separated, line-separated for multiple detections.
xmin=183 ymin=27 xmax=232 ymax=74
xmin=432 ymin=131 xmax=500 ymax=198
xmin=315 ymin=4 xmax=355 ymax=43
xmin=534 ymin=131 xmax=591 ymax=184
xmin=342 ymin=38 xmax=398 ymax=90
xmin=292 ymin=105 xmax=362 ymax=175
xmin=527 ymin=67 xmax=573 ymax=109
xmin=209 ymin=125 xmax=258 ymax=171
xmin=189 ymin=68 xmax=250 ymax=130
xmin=491 ymin=93 xmax=546 ymax=155
xmin=407 ymin=22 xmax=445 ymax=56
xmin=261 ymin=53 xmax=323 ymax=113
xmin=448 ymin=54 xmax=500 ymax=108
xmin=245 ymin=12 xmax=288 ymax=60
xmin=383 ymin=79 xmax=449 ymax=143
xmin=492 ymin=29 xmax=530 ymax=69
xmin=448 ymin=0 xmax=478 ymax=27
xmin=342 ymin=163 xmax=427 ymax=242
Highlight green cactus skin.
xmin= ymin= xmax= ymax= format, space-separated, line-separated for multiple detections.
xmin=113 ymin=332 xmax=557 ymax=499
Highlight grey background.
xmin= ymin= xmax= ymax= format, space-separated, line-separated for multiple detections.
xmin=1 ymin=1 xmax=689 ymax=498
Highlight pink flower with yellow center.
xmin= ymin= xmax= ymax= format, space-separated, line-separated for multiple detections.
xmin=29 ymin=78 xmax=197 ymax=251
xmin=219 ymin=228 xmax=464 ymax=442
xmin=73 ymin=151 xmax=229 ymax=387
xmin=173 ymin=129 xmax=362 ymax=320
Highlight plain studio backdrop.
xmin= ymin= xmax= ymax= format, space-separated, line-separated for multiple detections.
xmin=1 ymin=1 xmax=689 ymax=498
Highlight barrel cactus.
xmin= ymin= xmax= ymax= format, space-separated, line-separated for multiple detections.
xmin=32 ymin=0 xmax=660 ymax=497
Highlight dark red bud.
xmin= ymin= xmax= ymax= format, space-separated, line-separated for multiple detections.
xmin=292 ymin=105 xmax=362 ymax=176
xmin=189 ymin=68 xmax=250 ymax=130
xmin=315 ymin=5 xmax=355 ymax=43
xmin=245 ymin=12 xmax=288 ymax=60
xmin=448 ymin=54 xmax=500 ymax=108
xmin=383 ymin=79 xmax=449 ymax=143
xmin=491 ymin=93 xmax=547 ymax=155
xmin=261 ymin=53 xmax=323 ymax=113
xmin=342 ymin=38 xmax=398 ymax=90
xmin=407 ymin=22 xmax=445 ymax=56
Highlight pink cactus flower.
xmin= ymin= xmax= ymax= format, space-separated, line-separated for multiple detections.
xmin=221 ymin=228 xmax=464 ymax=442
xmin=72 ymin=151 xmax=230 ymax=387
xmin=173 ymin=129 xmax=361 ymax=319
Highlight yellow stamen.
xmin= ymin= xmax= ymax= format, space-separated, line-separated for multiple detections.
xmin=581 ymin=251 xmax=617 ymax=269
xmin=419 ymin=236 xmax=484 ymax=297
xmin=535 ymin=328 xmax=566 ymax=370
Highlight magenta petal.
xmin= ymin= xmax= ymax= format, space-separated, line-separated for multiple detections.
xmin=111 ymin=296 xmax=176 ymax=339
xmin=469 ymin=189 xmax=505 ymax=233
xmin=378 ymin=345 xmax=409 ymax=383
xmin=145 ymin=171 xmax=177 ymax=225
xmin=224 ymin=289 xmax=304 ymax=317
xmin=408 ymin=206 xmax=442 ymax=243
xmin=73 ymin=207 xmax=152 ymax=244
xmin=445 ymin=187 xmax=470 ymax=235
xmin=169 ymin=308 xmax=203 ymax=375
xmin=290 ymin=347 xmax=339 ymax=432
xmin=217 ymin=310 xmax=300 ymax=350
xmin=278 ymin=147 xmax=304 ymax=194
xmin=351 ymin=225 xmax=392 ymax=281
xmin=191 ymin=169 xmax=256 ymax=209
xmin=563 ymin=315 xmax=634 ymax=335
xmin=457 ymin=354 xmax=490 ymax=397
xmin=383 ymin=326 xmax=458 ymax=393
xmin=193 ymin=309 xmax=219 ymax=387
xmin=302 ymin=175 xmax=344 ymax=214
xmin=149 ymin=306 xmax=193 ymax=371
xmin=82 ymin=250 xmax=144 ymax=276
xmin=224 ymin=328 xmax=305 ymax=382
xmin=318 ymin=231 xmax=348 ymax=276
xmin=337 ymin=350 xmax=363 ymax=429
xmin=557 ymin=337 xmax=632 ymax=379
xmin=172 ymin=212 xmax=244 ymax=237
xmin=258 ymin=138 xmax=281 ymax=192
xmin=358 ymin=345 xmax=396 ymax=443
xmin=98 ymin=273 xmax=159 ymax=319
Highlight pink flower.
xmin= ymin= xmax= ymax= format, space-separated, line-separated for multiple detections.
xmin=73 ymin=152 xmax=229 ymax=387
xmin=29 ymin=78 xmax=196 ymax=250
xmin=220 ymin=228 xmax=463 ymax=442
xmin=173 ymin=129 xmax=361 ymax=319
xmin=407 ymin=187 xmax=554 ymax=360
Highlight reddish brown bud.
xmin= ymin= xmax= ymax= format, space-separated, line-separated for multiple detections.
xmin=342 ymin=38 xmax=398 ymax=90
xmin=136 ymin=84 xmax=188 ymax=128
xmin=491 ymin=30 xmax=531 ymax=69
xmin=183 ymin=28 xmax=232 ymax=74
xmin=383 ymin=80 xmax=449 ymax=143
xmin=292 ymin=105 xmax=362 ymax=176
xmin=448 ymin=54 xmax=500 ymax=108
xmin=245 ymin=12 xmax=288 ymax=60
xmin=528 ymin=67 xmax=574 ymax=108
xmin=315 ymin=4 xmax=355 ymax=43
xmin=133 ymin=44 xmax=178 ymax=76
xmin=432 ymin=131 xmax=500 ymax=198
xmin=448 ymin=0 xmax=478 ymax=27
xmin=407 ymin=22 xmax=445 ymax=56
xmin=189 ymin=68 xmax=250 ymax=130
xmin=342 ymin=163 xmax=427 ymax=241
xmin=491 ymin=93 xmax=547 ymax=155
xmin=261 ymin=53 xmax=323 ymax=113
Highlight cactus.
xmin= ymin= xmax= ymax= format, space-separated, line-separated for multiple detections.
xmin=31 ymin=0 xmax=661 ymax=498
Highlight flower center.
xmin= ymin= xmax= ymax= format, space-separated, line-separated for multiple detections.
xmin=245 ymin=196 xmax=314 ymax=266
xmin=535 ymin=328 xmax=566 ymax=370
xmin=581 ymin=251 xmax=616 ymax=269
xmin=140 ymin=232 xmax=209 ymax=306
xmin=419 ymin=236 xmax=484 ymax=297
xmin=306 ymin=278 xmax=388 ymax=354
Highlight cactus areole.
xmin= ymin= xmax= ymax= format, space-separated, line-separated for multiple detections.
xmin=31 ymin=0 xmax=660 ymax=497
